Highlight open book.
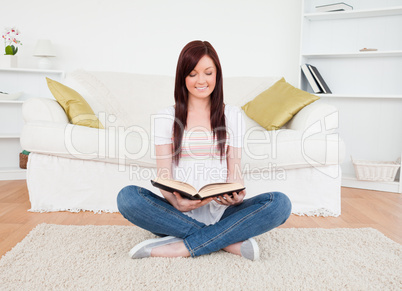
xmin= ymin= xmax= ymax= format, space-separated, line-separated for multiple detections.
xmin=151 ymin=178 xmax=245 ymax=200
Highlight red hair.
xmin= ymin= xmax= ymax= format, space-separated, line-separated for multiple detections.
xmin=173 ymin=40 xmax=226 ymax=165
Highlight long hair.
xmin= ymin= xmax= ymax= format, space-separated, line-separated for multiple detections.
xmin=173 ymin=40 xmax=226 ymax=165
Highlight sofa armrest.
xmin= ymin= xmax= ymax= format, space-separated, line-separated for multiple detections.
xmin=22 ymin=97 xmax=69 ymax=124
xmin=286 ymin=101 xmax=339 ymax=132
xmin=20 ymin=121 xmax=155 ymax=166
xmin=21 ymin=121 xmax=101 ymax=157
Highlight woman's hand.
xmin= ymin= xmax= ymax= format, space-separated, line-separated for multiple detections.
xmin=213 ymin=190 xmax=246 ymax=206
xmin=170 ymin=192 xmax=213 ymax=212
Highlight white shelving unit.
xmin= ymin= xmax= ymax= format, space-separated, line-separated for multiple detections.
xmin=300 ymin=0 xmax=402 ymax=193
xmin=0 ymin=68 xmax=64 ymax=180
xmin=316 ymin=94 xmax=402 ymax=99
xmin=303 ymin=51 xmax=402 ymax=58
xmin=304 ymin=6 xmax=402 ymax=20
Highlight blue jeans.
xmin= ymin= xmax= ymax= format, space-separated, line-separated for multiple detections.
xmin=117 ymin=186 xmax=292 ymax=257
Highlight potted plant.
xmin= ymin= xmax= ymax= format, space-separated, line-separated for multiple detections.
xmin=1 ymin=27 xmax=22 ymax=68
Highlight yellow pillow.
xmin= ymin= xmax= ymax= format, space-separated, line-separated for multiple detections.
xmin=242 ymin=78 xmax=319 ymax=131
xmin=46 ymin=78 xmax=104 ymax=129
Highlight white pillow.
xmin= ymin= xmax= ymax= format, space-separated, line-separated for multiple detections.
xmin=68 ymin=70 xmax=174 ymax=130
xmin=223 ymin=76 xmax=281 ymax=106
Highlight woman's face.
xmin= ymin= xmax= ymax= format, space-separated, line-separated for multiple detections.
xmin=185 ymin=55 xmax=216 ymax=101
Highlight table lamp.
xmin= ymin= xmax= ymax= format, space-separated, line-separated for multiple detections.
xmin=33 ymin=39 xmax=56 ymax=69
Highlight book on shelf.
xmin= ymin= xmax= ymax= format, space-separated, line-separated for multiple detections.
xmin=307 ymin=64 xmax=332 ymax=94
xmin=301 ymin=64 xmax=322 ymax=93
xmin=315 ymin=2 xmax=353 ymax=12
xmin=151 ymin=177 xmax=245 ymax=200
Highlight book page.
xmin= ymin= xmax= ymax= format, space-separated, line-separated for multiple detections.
xmin=198 ymin=182 xmax=244 ymax=198
xmin=153 ymin=178 xmax=198 ymax=195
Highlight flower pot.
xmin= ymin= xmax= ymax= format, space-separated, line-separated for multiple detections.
xmin=0 ymin=55 xmax=18 ymax=68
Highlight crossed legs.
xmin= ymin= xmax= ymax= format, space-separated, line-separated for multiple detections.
xmin=117 ymin=186 xmax=292 ymax=258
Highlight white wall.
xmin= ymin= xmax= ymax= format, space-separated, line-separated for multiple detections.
xmin=1 ymin=0 xmax=302 ymax=84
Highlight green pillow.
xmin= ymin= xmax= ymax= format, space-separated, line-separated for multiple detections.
xmin=242 ymin=78 xmax=319 ymax=130
xmin=46 ymin=78 xmax=104 ymax=129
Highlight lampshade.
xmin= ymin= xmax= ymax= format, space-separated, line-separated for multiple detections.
xmin=33 ymin=39 xmax=56 ymax=57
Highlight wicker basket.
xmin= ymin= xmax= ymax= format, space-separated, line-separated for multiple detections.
xmin=19 ymin=152 xmax=29 ymax=169
xmin=352 ymin=157 xmax=401 ymax=182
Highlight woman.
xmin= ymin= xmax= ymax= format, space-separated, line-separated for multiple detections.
xmin=117 ymin=40 xmax=291 ymax=261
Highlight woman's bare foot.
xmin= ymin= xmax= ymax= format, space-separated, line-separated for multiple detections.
xmin=151 ymin=241 xmax=191 ymax=258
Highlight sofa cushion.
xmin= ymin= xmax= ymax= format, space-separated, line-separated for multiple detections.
xmin=64 ymin=71 xmax=108 ymax=121
xmin=65 ymin=71 xmax=175 ymax=131
xmin=65 ymin=71 xmax=282 ymax=130
xmin=223 ymin=76 xmax=281 ymax=106
xmin=21 ymin=118 xmax=345 ymax=172
xmin=46 ymin=78 xmax=104 ymax=129
xmin=240 ymin=123 xmax=344 ymax=171
xmin=241 ymin=78 xmax=320 ymax=131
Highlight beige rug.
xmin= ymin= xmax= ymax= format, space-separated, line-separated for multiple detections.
xmin=0 ymin=224 xmax=401 ymax=290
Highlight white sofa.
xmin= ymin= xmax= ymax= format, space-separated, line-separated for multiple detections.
xmin=21 ymin=70 xmax=345 ymax=216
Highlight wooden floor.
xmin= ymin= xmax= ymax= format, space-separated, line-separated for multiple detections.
xmin=0 ymin=180 xmax=401 ymax=258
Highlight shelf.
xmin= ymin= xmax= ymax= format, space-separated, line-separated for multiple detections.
xmin=0 ymin=134 xmax=20 ymax=139
xmin=305 ymin=6 xmax=402 ymax=20
xmin=0 ymin=67 xmax=64 ymax=75
xmin=302 ymin=51 xmax=402 ymax=59
xmin=0 ymin=99 xmax=24 ymax=104
xmin=315 ymin=94 xmax=402 ymax=99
